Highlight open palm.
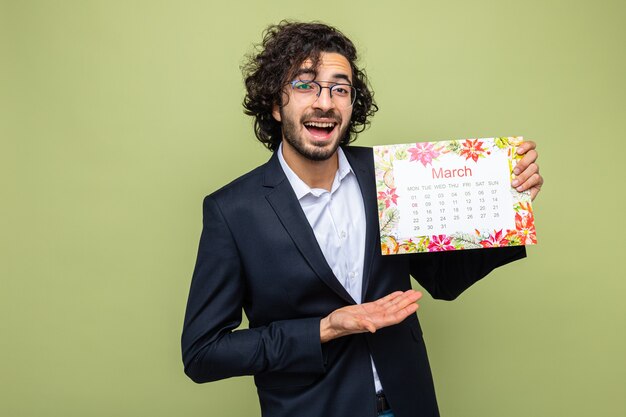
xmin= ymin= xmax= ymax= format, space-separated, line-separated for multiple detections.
xmin=321 ymin=290 xmax=422 ymax=342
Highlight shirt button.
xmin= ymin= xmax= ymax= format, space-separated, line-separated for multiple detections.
xmin=340 ymin=231 xmax=347 ymax=239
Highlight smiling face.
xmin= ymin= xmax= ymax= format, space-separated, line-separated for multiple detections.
xmin=272 ymin=52 xmax=354 ymax=162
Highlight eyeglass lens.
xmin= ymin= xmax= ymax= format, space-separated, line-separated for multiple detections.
xmin=290 ymin=80 xmax=356 ymax=108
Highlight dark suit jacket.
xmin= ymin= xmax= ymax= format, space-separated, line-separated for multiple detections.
xmin=182 ymin=146 xmax=526 ymax=417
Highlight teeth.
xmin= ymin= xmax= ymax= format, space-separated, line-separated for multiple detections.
xmin=304 ymin=122 xmax=336 ymax=128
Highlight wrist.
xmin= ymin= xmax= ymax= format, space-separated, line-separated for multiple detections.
xmin=320 ymin=316 xmax=336 ymax=343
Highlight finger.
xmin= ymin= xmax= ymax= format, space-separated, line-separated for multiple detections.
xmin=515 ymin=171 xmax=542 ymax=194
xmin=397 ymin=300 xmax=419 ymax=317
xmin=513 ymin=149 xmax=538 ymax=176
xmin=530 ymin=182 xmax=543 ymax=201
xmin=362 ymin=294 xmax=421 ymax=330
xmin=356 ymin=317 xmax=378 ymax=333
xmin=380 ymin=290 xmax=420 ymax=310
xmin=516 ymin=140 xmax=536 ymax=156
xmin=392 ymin=290 xmax=422 ymax=310
xmin=384 ymin=301 xmax=419 ymax=326
xmin=384 ymin=292 xmax=420 ymax=319
xmin=529 ymin=175 xmax=544 ymax=200
xmin=512 ymin=161 xmax=539 ymax=190
xmin=375 ymin=290 xmax=413 ymax=309
xmin=375 ymin=291 xmax=405 ymax=306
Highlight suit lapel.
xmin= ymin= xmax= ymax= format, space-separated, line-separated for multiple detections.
xmin=263 ymin=153 xmax=356 ymax=305
xmin=342 ymin=147 xmax=379 ymax=302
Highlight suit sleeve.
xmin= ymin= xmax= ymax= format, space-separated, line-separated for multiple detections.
xmin=181 ymin=196 xmax=326 ymax=383
xmin=409 ymin=246 xmax=526 ymax=301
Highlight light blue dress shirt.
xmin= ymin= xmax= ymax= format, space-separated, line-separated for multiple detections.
xmin=278 ymin=144 xmax=383 ymax=393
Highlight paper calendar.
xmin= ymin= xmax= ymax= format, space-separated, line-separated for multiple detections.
xmin=374 ymin=137 xmax=537 ymax=254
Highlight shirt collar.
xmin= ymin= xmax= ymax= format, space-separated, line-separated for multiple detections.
xmin=277 ymin=142 xmax=354 ymax=200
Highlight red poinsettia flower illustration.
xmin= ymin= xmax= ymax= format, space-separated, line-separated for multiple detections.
xmin=408 ymin=142 xmax=441 ymax=167
xmin=480 ymin=229 xmax=510 ymax=247
xmin=377 ymin=188 xmax=399 ymax=208
xmin=459 ymin=139 xmax=486 ymax=162
xmin=514 ymin=212 xmax=537 ymax=244
xmin=428 ymin=235 xmax=455 ymax=251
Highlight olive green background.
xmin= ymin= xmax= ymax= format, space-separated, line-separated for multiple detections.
xmin=2 ymin=0 xmax=624 ymax=416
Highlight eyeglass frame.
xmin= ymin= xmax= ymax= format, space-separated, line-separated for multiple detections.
xmin=286 ymin=79 xmax=358 ymax=108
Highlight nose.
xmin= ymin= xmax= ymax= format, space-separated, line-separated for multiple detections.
xmin=312 ymin=86 xmax=335 ymax=111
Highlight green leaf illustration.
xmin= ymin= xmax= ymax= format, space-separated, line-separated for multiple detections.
xmin=380 ymin=207 xmax=400 ymax=235
xmin=446 ymin=140 xmax=461 ymax=154
xmin=450 ymin=232 xmax=484 ymax=249
xmin=495 ymin=137 xmax=510 ymax=149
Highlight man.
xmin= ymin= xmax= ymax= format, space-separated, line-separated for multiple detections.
xmin=182 ymin=21 xmax=543 ymax=417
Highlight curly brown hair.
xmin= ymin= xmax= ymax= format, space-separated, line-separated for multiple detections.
xmin=242 ymin=21 xmax=378 ymax=152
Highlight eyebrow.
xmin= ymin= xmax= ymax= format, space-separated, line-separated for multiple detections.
xmin=293 ymin=68 xmax=352 ymax=84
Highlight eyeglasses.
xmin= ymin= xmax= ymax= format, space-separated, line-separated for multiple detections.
xmin=287 ymin=80 xmax=357 ymax=109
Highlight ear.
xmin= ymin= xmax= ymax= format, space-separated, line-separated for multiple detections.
xmin=272 ymin=103 xmax=282 ymax=122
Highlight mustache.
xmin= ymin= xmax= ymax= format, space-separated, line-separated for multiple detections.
xmin=302 ymin=110 xmax=341 ymax=123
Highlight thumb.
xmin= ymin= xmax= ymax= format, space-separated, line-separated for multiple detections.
xmin=357 ymin=317 xmax=377 ymax=333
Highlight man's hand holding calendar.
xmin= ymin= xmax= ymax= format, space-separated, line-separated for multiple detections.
xmin=512 ymin=140 xmax=543 ymax=200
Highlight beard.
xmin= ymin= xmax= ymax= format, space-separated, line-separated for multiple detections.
xmin=280 ymin=109 xmax=349 ymax=161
